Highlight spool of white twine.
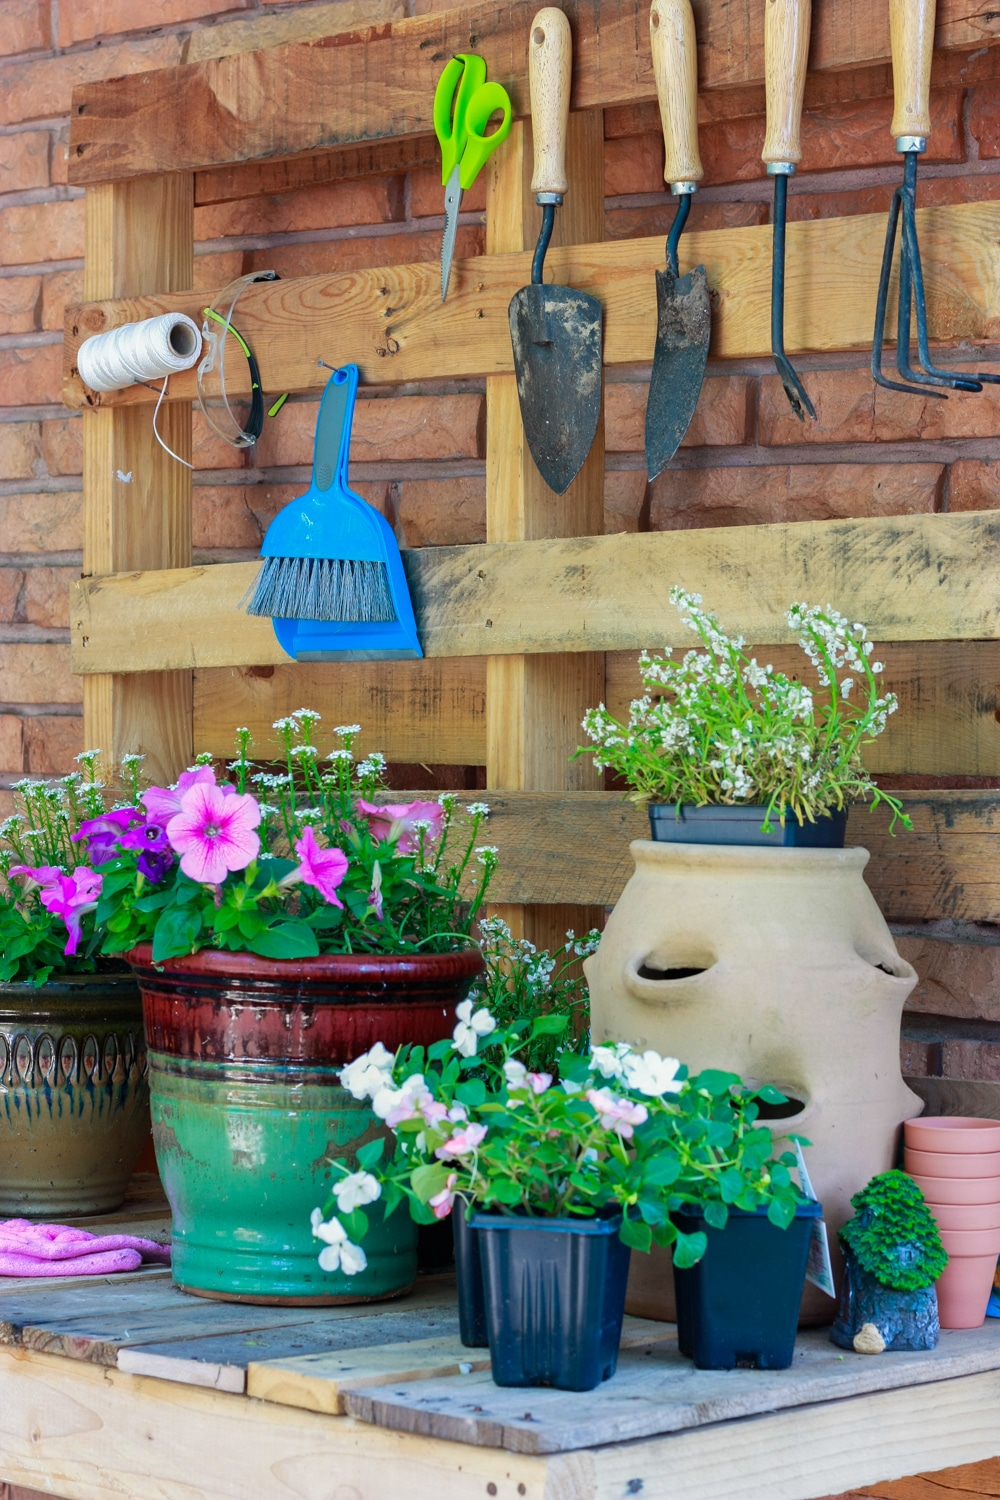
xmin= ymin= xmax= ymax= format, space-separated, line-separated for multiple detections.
xmin=77 ymin=312 xmax=202 ymax=393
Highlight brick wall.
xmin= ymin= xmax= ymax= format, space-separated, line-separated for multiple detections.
xmin=3 ymin=0 xmax=1000 ymax=1209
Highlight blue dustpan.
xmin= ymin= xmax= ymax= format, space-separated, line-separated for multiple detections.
xmin=245 ymin=364 xmax=422 ymax=661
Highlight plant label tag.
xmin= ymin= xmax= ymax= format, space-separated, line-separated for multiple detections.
xmin=793 ymin=1139 xmax=836 ymax=1298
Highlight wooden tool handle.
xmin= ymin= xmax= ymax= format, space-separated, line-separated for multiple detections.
xmin=761 ymin=0 xmax=811 ymax=168
xmin=650 ymin=0 xmax=702 ymax=187
xmin=529 ymin=7 xmax=572 ymax=198
xmin=890 ymin=0 xmax=935 ymax=143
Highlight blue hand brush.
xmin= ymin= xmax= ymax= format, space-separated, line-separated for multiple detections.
xmin=244 ymin=364 xmax=422 ymax=661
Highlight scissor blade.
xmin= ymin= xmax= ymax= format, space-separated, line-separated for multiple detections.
xmin=440 ymin=166 xmax=462 ymax=301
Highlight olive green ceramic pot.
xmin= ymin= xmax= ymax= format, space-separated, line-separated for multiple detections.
xmin=0 ymin=973 xmax=150 ymax=1215
xmin=128 ymin=944 xmax=483 ymax=1306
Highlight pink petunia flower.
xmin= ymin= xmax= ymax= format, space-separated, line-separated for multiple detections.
xmin=72 ymin=808 xmax=141 ymax=863
xmin=429 ymin=1173 xmax=458 ymax=1220
xmin=142 ymin=766 xmax=228 ymax=825
xmin=367 ymin=859 xmax=384 ymax=920
xmin=166 ymin=783 xmax=261 ymax=885
xmin=354 ymin=799 xmax=444 ymax=854
xmin=292 ymin=826 xmax=348 ymax=907
xmin=435 ymin=1122 xmax=487 ymax=1160
xmin=585 ymin=1087 xmax=649 ymax=1140
xmin=39 ymin=869 xmax=103 ymax=957
xmin=9 ymin=863 xmax=62 ymax=892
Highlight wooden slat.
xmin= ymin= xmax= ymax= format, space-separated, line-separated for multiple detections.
xmin=193 ymin=642 xmax=1000 ymax=776
xmin=63 ymin=202 xmax=1000 ymax=405
xmin=66 ymin=0 xmax=1000 ymax=185
xmin=905 ymin=1077 xmax=1000 ymax=1121
xmin=69 ymin=512 xmax=1000 ymax=674
xmin=195 ymin=136 xmax=440 ymax=206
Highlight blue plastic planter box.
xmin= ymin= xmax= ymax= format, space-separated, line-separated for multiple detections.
xmin=472 ymin=1212 xmax=631 ymax=1390
xmin=648 ymin=803 xmax=847 ymax=848
xmin=453 ymin=1205 xmax=488 ymax=1348
xmin=673 ymin=1201 xmax=822 ymax=1369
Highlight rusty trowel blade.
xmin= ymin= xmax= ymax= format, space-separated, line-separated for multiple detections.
xmin=645 ymin=262 xmax=710 ymax=481
xmin=508 ymin=282 xmax=603 ymax=496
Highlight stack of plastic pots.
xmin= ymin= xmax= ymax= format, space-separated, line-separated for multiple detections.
xmin=904 ymin=1116 xmax=1000 ymax=1328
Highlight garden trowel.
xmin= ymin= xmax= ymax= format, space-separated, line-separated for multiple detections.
xmin=508 ymin=8 xmax=603 ymax=496
xmin=644 ymin=0 xmax=711 ymax=481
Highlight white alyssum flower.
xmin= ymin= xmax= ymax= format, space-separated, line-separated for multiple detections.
xmin=310 ymin=1210 xmax=368 ymax=1275
xmin=332 ymin=1170 xmax=382 ymax=1214
xmin=452 ymin=999 xmax=497 ymax=1058
xmin=621 ymin=1049 xmax=683 ymax=1097
xmin=339 ymin=1042 xmax=395 ymax=1101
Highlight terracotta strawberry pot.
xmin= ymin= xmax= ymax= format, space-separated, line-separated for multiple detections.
xmin=935 ymin=1226 xmax=1000 ymax=1329
xmin=905 ymin=1116 xmax=1000 ymax=1154
xmin=908 ymin=1170 xmax=1000 ymax=1206
xmin=927 ymin=1201 xmax=1000 ymax=1232
xmin=904 ymin=1146 xmax=1000 ymax=1180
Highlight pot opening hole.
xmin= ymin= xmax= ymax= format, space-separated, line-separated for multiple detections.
xmin=637 ymin=964 xmax=708 ymax=981
xmin=753 ymin=1093 xmax=807 ymax=1121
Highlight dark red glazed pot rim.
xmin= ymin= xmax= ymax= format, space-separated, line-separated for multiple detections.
xmin=125 ymin=943 xmax=484 ymax=983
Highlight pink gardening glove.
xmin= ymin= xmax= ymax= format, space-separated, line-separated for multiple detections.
xmin=0 ymin=1219 xmax=171 ymax=1277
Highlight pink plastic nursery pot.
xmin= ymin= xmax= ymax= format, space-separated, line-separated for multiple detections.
xmin=908 ymin=1171 xmax=1000 ymax=1206
xmin=904 ymin=1116 xmax=1000 ymax=1155
xmin=926 ymin=1201 xmax=1000 ymax=1232
xmin=935 ymin=1226 xmax=1000 ymax=1329
xmin=903 ymin=1146 xmax=1000 ymax=1180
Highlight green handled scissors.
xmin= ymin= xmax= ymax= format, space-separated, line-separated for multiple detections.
xmin=434 ymin=54 xmax=513 ymax=300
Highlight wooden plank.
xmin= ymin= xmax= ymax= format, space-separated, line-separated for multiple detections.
xmin=193 ymin=642 xmax=1000 ymax=776
xmin=248 ymin=1315 xmax=673 ymax=1416
xmin=342 ymin=1326 xmax=1000 ymax=1455
xmin=66 ymin=0 xmax=1000 ymax=185
xmin=82 ymin=174 xmax=194 ymax=784
xmin=64 ymin=202 xmax=1000 ymax=405
xmin=906 ymin=1077 xmax=1000 ymax=1121
xmin=0 ymin=1268 xmax=171 ymax=1301
xmin=0 ymin=1346 xmax=550 ymax=1500
xmin=859 ymin=1459 xmax=1000 ymax=1498
xmin=0 ymin=1280 xmax=188 ymax=1344
xmin=195 ymin=136 xmax=440 ymax=206
xmin=68 ymin=512 xmax=1000 ymax=674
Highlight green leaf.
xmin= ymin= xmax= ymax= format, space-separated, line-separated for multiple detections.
xmin=672 ymin=1228 xmax=707 ymax=1270
xmin=642 ymin=1151 xmax=681 ymax=1188
xmin=767 ymin=1196 xmax=796 ymax=1230
xmin=703 ymin=1200 xmax=728 ymax=1231
xmin=237 ymin=911 xmax=265 ymax=940
xmin=692 ymin=1069 xmax=740 ymax=1098
xmin=620 ymin=1216 xmax=653 ymax=1252
xmin=530 ymin=1015 xmax=570 ymax=1036
xmin=410 ymin=1162 xmax=451 ymax=1205
xmin=455 ymin=1078 xmax=487 ymax=1107
xmin=756 ymin=1084 xmax=789 ymax=1105
xmin=355 ymin=1138 xmax=386 ymax=1171
xmin=307 ymin=905 xmax=344 ymax=931
xmin=490 ymin=1177 xmax=523 ymax=1205
xmin=248 ymin=922 xmax=320 ymax=960
xmin=151 ymin=905 xmax=203 ymax=962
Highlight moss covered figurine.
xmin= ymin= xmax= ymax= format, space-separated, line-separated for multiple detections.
xmin=831 ymin=1169 xmax=946 ymax=1353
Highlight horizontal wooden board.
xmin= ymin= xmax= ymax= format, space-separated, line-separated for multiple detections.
xmin=70 ymin=512 xmax=1000 ymax=674
xmin=194 ymin=136 xmax=440 ymax=206
xmin=63 ymin=203 xmax=1000 ymax=404
xmin=340 ymin=1325 xmax=1000 ymax=1456
xmin=67 ymin=0 xmax=1000 ymax=185
xmin=905 ymin=1077 xmax=1000 ymax=1121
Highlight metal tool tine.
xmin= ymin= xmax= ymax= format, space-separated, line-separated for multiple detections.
xmin=872 ymin=184 xmax=947 ymax=399
xmin=898 ymin=155 xmax=981 ymax=392
xmin=770 ymin=174 xmax=815 ymax=421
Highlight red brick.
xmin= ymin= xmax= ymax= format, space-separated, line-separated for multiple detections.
xmin=60 ymin=0 xmax=251 ymax=47
xmin=22 ymin=566 xmax=76 ymax=628
xmin=0 ymin=568 xmax=23 ymax=622
xmin=41 ymin=269 xmax=83 ymax=332
xmin=194 ymin=251 xmax=246 ymax=290
xmin=0 ymin=713 xmax=24 ymax=773
xmin=49 ymin=133 xmax=69 ymax=188
xmin=0 ymin=275 xmax=40 ymax=336
xmin=193 ymin=481 xmax=390 ymax=551
xmin=254 ymin=393 xmax=484 ymax=469
xmin=604 ymin=133 xmax=664 ymax=197
xmin=0 ymin=420 xmax=43 ymax=479
xmin=941 ymin=1039 xmax=1000 ymax=1082
xmin=0 ymin=643 xmax=79 ymax=702
xmin=970 ymin=81 xmax=1000 ymax=157
xmin=758 ymin=367 xmax=1000 ymax=446
xmin=899 ymin=935 xmax=1000 ymax=1022
xmin=0 ymin=492 xmax=81 ymax=552
xmin=0 ymin=131 xmax=50 ymax=194
xmin=0 ymin=36 xmax=182 ymax=127
xmin=0 ymin=199 xmax=84 ymax=267
xmin=649 ymin=462 xmax=942 ymax=530
xmin=192 ymin=409 xmax=247 ymax=472
xmin=605 ymin=200 xmax=767 ymax=241
xmin=194 ymin=179 xmax=403 ymax=241
xmin=0 ymin=346 xmax=63 ymax=406
xmin=409 ymin=166 xmax=486 ymax=220
xmin=605 ymin=376 xmax=749 ymax=453
xmin=40 ymin=417 xmax=82 ymax=477
xmin=0 ymin=791 xmax=14 ymax=819
xmin=0 ymin=0 xmax=50 ymax=55
xmin=900 ymin=1038 xmax=939 ymax=1078
xmin=247 ymin=225 xmax=484 ymax=281
xmin=948 ymin=459 xmax=1000 ymax=511
xmin=23 ymin=714 xmax=84 ymax=774
xmin=603 ymin=470 xmax=647 ymax=533
xmin=396 ymin=477 xmax=485 ymax=547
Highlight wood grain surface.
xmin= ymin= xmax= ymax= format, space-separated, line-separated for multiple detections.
xmin=66 ymin=0 xmax=1000 ymax=185
xmin=64 ymin=202 xmax=1000 ymax=404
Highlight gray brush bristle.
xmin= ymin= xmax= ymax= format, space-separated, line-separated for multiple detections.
xmin=244 ymin=557 xmax=397 ymax=622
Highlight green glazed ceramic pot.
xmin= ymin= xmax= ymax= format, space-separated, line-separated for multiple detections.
xmin=128 ymin=944 xmax=483 ymax=1306
xmin=0 ymin=973 xmax=150 ymax=1216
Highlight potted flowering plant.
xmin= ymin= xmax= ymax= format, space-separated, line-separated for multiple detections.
xmin=312 ymin=1009 xmax=809 ymax=1390
xmin=578 ymin=587 xmax=909 ymax=845
xmin=43 ymin=712 xmax=496 ymax=1305
xmin=0 ymin=756 xmax=150 ymax=1215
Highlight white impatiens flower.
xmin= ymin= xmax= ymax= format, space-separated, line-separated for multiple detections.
xmin=452 ymin=999 xmax=497 ymax=1058
xmin=310 ymin=1210 xmax=368 ymax=1275
xmin=372 ymin=1071 xmax=429 ymax=1124
xmin=503 ymin=1058 xmax=528 ymax=1089
xmin=621 ymin=1049 xmax=683 ymax=1097
xmin=589 ymin=1043 xmax=628 ymax=1081
xmin=339 ymin=1042 xmax=395 ymax=1101
xmin=332 ymin=1170 xmax=382 ymax=1214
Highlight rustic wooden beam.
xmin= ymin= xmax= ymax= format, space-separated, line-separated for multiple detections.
xmin=67 ymin=0 xmax=1000 ymax=186
xmin=63 ymin=202 xmax=1000 ymax=407
xmin=68 ymin=512 xmax=1000 ymax=676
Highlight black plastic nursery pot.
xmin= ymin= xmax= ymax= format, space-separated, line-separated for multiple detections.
xmin=472 ymin=1212 xmax=631 ymax=1390
xmin=647 ymin=803 xmax=848 ymax=848
xmin=453 ymin=1204 xmax=488 ymax=1348
xmin=672 ymin=1201 xmax=822 ymax=1370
